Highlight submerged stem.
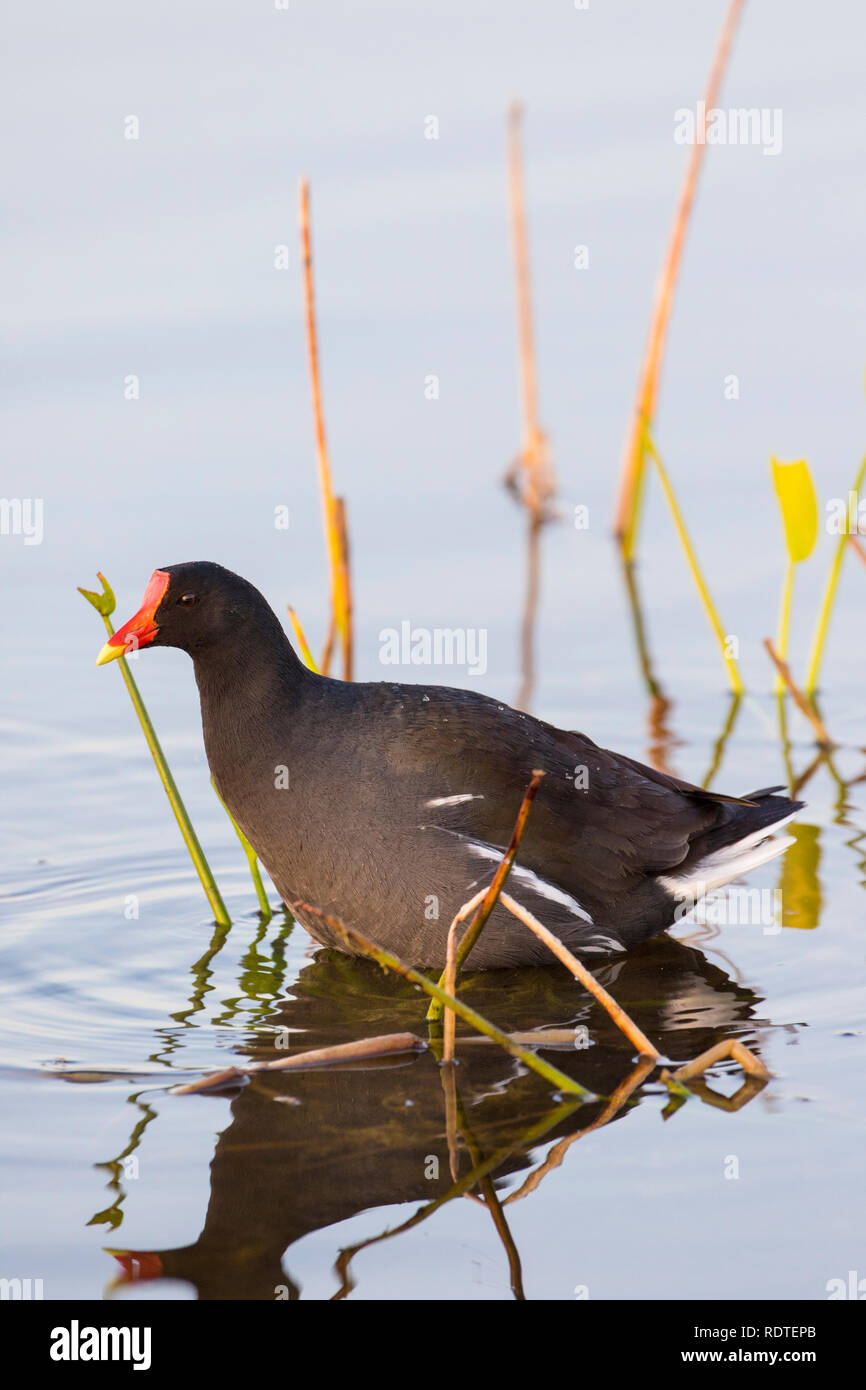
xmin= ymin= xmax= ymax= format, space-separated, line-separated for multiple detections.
xmin=89 ymin=603 xmax=231 ymax=928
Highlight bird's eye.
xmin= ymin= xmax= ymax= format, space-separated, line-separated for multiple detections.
xmin=178 ymin=593 xmax=197 ymax=607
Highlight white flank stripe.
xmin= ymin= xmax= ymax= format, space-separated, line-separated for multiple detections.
xmin=424 ymin=793 xmax=483 ymax=808
xmin=423 ymin=825 xmax=594 ymax=924
xmin=463 ymin=840 xmax=594 ymax=924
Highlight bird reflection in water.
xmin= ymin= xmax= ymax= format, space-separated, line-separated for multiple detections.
xmin=98 ymin=931 xmax=778 ymax=1301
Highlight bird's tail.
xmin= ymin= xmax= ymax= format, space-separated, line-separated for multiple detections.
xmin=658 ymin=787 xmax=803 ymax=901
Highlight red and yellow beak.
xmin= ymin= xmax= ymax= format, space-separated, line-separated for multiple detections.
xmin=96 ymin=570 xmax=170 ymax=666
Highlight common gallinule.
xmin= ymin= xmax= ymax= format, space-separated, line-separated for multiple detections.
xmin=97 ymin=562 xmax=802 ymax=968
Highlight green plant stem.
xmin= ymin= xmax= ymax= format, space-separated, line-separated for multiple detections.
xmin=643 ymin=429 xmax=744 ymax=694
xmin=98 ymin=613 xmax=231 ymax=927
xmin=211 ymin=780 xmax=272 ymax=921
xmin=804 ymin=454 xmax=866 ymax=698
xmin=294 ymin=902 xmax=592 ymax=1097
xmin=774 ymin=558 xmax=795 ymax=696
xmin=426 ymin=770 xmax=544 ymax=1024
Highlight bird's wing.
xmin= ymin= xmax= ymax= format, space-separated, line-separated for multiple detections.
xmin=368 ymin=682 xmax=733 ymax=908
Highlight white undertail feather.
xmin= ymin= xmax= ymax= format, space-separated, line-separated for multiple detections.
xmin=658 ymin=811 xmax=798 ymax=901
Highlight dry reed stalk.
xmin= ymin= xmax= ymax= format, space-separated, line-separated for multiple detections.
xmin=298 ymin=177 xmax=353 ymax=678
xmin=848 ymin=533 xmax=866 ymax=566
xmin=505 ymin=102 xmax=557 ymax=710
xmin=612 ymin=0 xmax=747 ymax=554
xmin=764 ymin=638 xmax=832 ymax=747
xmin=428 ymin=770 xmax=545 ymax=1023
xmin=293 ymin=901 xmax=592 ymax=1096
xmin=170 ymin=1032 xmax=425 ymax=1094
xmin=498 ymin=892 xmax=659 ymax=1060
xmin=663 ymin=1037 xmax=770 ymax=1083
xmin=442 ymin=887 xmax=488 ymax=1064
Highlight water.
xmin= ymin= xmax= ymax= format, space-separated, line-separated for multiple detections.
xmin=2 ymin=0 xmax=865 ymax=1302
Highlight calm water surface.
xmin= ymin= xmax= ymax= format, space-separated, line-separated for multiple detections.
xmin=2 ymin=0 xmax=865 ymax=1302
xmin=2 ymin=525 xmax=864 ymax=1299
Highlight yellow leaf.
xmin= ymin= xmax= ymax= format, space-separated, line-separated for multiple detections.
xmin=771 ymin=457 xmax=818 ymax=563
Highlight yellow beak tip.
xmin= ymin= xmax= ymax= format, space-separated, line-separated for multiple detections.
xmin=96 ymin=640 xmax=122 ymax=667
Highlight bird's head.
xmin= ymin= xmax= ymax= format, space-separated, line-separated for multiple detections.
xmin=95 ymin=562 xmax=277 ymax=664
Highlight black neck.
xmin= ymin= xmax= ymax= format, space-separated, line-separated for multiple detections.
xmin=191 ymin=616 xmax=313 ymax=795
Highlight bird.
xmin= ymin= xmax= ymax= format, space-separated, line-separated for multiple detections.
xmin=96 ymin=562 xmax=802 ymax=969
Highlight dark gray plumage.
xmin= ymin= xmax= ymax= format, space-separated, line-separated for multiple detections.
xmin=112 ymin=561 xmax=803 ymax=969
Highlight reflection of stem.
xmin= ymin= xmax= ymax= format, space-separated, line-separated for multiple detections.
xmin=88 ymin=1095 xmax=159 ymax=1231
xmin=93 ymin=911 xmax=294 ymax=1232
xmin=620 ymin=554 xmax=680 ymax=774
xmin=621 ymin=555 xmax=663 ymax=700
xmin=441 ymin=1063 xmax=460 ymax=1183
xmin=678 ymin=1074 xmax=767 ymax=1113
xmin=647 ymin=694 xmax=679 ymax=777
xmin=516 ymin=513 xmax=542 ymax=712
xmin=764 ymin=640 xmax=832 ymax=746
xmin=774 ymin=691 xmax=796 ymax=796
xmin=455 ymin=1091 xmax=525 ymax=1300
xmin=296 ymin=901 xmax=591 ymax=1096
xmin=701 ymin=693 xmax=742 ymax=790
xmin=849 ymin=534 xmax=866 ymax=566
xmin=152 ymin=911 xmax=292 ymax=1063
xmin=792 ymin=749 xmax=825 ymax=798
xmin=502 ymin=1054 xmax=655 ymax=1206
xmin=499 ymin=893 xmax=659 ymax=1060
xmin=330 ymin=1098 xmax=580 ymax=1300
xmin=152 ymin=918 xmax=233 ymax=1064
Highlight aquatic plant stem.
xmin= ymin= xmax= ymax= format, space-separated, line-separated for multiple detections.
xmin=334 ymin=497 xmax=354 ymax=681
xmin=613 ymin=0 xmax=746 ymax=555
xmin=506 ymin=101 xmax=554 ymax=522
xmin=293 ymin=901 xmax=592 ymax=1097
xmin=764 ymin=639 xmax=832 ymax=747
xmin=774 ymin=558 xmax=794 ymax=695
xmin=505 ymin=102 xmax=556 ymax=711
xmin=643 ymin=430 xmax=744 ymax=694
xmin=79 ymin=577 xmax=231 ymax=927
xmin=441 ymin=887 xmax=488 ymax=1064
xmin=298 ymin=176 xmax=353 ymax=680
xmin=210 ymin=780 xmax=272 ymax=921
xmin=427 ymin=769 xmax=545 ymax=1024
xmin=287 ymin=607 xmax=321 ymax=673
xmin=804 ymin=453 xmax=866 ymax=697
xmin=499 ymin=892 xmax=660 ymax=1060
